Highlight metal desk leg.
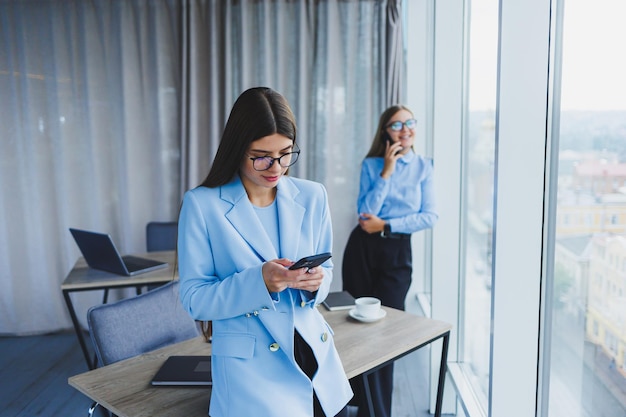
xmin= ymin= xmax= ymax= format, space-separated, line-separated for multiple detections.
xmin=362 ymin=372 xmax=375 ymax=417
xmin=62 ymin=290 xmax=94 ymax=370
xmin=434 ymin=332 xmax=450 ymax=417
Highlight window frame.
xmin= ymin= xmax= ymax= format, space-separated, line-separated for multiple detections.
xmin=406 ymin=0 xmax=558 ymax=416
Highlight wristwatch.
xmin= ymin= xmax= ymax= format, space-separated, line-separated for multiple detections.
xmin=381 ymin=222 xmax=391 ymax=238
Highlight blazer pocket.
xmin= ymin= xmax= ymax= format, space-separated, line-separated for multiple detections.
xmin=212 ymin=333 xmax=255 ymax=359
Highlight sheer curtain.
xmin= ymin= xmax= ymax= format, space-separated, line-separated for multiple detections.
xmin=0 ymin=0 xmax=183 ymax=334
xmin=0 ymin=0 xmax=403 ymax=335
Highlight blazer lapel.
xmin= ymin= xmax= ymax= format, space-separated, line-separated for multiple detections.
xmin=221 ymin=177 xmax=277 ymax=262
xmin=222 ymin=176 xmax=306 ymax=262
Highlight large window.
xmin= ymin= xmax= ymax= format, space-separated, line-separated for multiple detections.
xmin=547 ymin=1 xmax=626 ymax=416
xmin=412 ymin=1 xmax=626 ymax=416
xmin=461 ymin=0 xmax=498 ymax=409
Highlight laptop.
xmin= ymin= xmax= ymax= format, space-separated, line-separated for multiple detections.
xmin=69 ymin=228 xmax=168 ymax=276
xmin=151 ymin=356 xmax=212 ymax=386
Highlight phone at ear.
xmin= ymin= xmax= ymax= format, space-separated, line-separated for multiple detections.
xmin=386 ymin=136 xmax=402 ymax=154
xmin=288 ymin=252 xmax=332 ymax=270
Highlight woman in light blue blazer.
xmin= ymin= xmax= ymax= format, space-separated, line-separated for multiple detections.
xmin=178 ymin=87 xmax=352 ymax=417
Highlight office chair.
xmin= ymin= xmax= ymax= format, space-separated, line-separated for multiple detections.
xmin=86 ymin=280 xmax=199 ymax=416
xmin=146 ymin=221 xmax=178 ymax=252
xmin=144 ymin=221 xmax=178 ymax=293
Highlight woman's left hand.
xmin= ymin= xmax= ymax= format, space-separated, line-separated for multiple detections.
xmin=262 ymin=259 xmax=324 ymax=293
xmin=289 ymin=266 xmax=325 ymax=292
xmin=358 ymin=213 xmax=385 ymax=234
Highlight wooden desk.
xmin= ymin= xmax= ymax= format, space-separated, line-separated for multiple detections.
xmin=69 ymin=307 xmax=452 ymax=417
xmin=61 ymin=251 xmax=178 ymax=370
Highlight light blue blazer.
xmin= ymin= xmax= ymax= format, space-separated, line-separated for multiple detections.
xmin=178 ymin=175 xmax=353 ymax=417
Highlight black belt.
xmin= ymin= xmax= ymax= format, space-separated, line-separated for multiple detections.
xmin=380 ymin=232 xmax=411 ymax=240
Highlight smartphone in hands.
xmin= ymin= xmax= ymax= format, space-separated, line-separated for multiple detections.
xmin=288 ymin=253 xmax=332 ymax=270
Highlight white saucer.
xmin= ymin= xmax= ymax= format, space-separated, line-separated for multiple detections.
xmin=348 ymin=308 xmax=387 ymax=323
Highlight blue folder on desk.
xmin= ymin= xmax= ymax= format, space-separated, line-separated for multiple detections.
xmin=70 ymin=228 xmax=168 ymax=276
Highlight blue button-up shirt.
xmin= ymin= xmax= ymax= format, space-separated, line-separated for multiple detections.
xmin=357 ymin=150 xmax=438 ymax=234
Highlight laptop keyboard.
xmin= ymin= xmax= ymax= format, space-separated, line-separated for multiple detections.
xmin=122 ymin=255 xmax=162 ymax=272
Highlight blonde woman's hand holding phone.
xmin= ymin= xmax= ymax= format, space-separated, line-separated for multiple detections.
xmin=381 ymin=139 xmax=403 ymax=179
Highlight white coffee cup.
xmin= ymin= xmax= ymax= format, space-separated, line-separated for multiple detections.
xmin=354 ymin=297 xmax=381 ymax=319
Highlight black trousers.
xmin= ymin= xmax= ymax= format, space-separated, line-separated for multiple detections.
xmin=341 ymin=226 xmax=412 ymax=417
xmin=294 ymin=330 xmax=349 ymax=417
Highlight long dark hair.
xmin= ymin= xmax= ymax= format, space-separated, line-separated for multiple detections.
xmin=365 ymin=104 xmax=413 ymax=158
xmin=200 ymin=87 xmax=297 ymax=187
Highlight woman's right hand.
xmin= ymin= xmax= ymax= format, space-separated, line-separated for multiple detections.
xmin=381 ymin=140 xmax=403 ymax=179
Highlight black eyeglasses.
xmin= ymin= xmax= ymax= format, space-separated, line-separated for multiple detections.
xmin=386 ymin=118 xmax=417 ymax=132
xmin=248 ymin=149 xmax=301 ymax=171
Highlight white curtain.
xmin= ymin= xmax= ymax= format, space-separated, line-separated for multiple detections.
xmin=0 ymin=0 xmax=183 ymax=335
xmin=0 ymin=0 xmax=403 ymax=335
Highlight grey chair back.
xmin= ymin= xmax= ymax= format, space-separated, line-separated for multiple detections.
xmin=87 ymin=280 xmax=199 ymax=366
xmin=146 ymin=221 xmax=178 ymax=252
